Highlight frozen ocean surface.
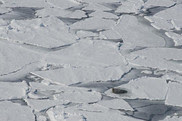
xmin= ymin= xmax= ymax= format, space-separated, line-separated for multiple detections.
xmin=0 ymin=0 xmax=182 ymax=121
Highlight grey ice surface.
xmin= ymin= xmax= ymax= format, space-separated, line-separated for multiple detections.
xmin=0 ymin=0 xmax=182 ymax=121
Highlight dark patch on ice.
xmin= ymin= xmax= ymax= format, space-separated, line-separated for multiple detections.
xmin=142 ymin=0 xmax=148 ymax=3
xmin=136 ymin=16 xmax=175 ymax=48
xmin=129 ymin=46 xmax=147 ymax=53
xmin=123 ymin=99 xmax=182 ymax=121
xmin=58 ymin=9 xmax=93 ymax=26
xmin=58 ymin=16 xmax=89 ymax=25
xmin=143 ymin=3 xmax=176 ymax=16
xmin=101 ymin=2 xmax=122 ymax=11
xmin=112 ymin=88 xmax=127 ymax=94
xmin=0 ymin=7 xmax=42 ymax=20
xmin=66 ymin=4 xmax=86 ymax=11
xmin=102 ymin=38 xmax=123 ymax=43
xmin=9 ymin=98 xmax=28 ymax=106
xmin=172 ymin=29 xmax=182 ymax=35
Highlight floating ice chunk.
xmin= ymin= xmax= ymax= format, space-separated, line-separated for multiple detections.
xmin=165 ymin=82 xmax=182 ymax=107
xmin=102 ymin=15 xmax=165 ymax=47
xmin=0 ymin=101 xmax=34 ymax=121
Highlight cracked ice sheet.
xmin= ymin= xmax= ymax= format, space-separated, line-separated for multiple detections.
xmin=0 ymin=40 xmax=40 ymax=80
xmin=32 ymin=40 xmax=129 ymax=85
xmin=0 ymin=101 xmax=34 ymax=121
xmin=0 ymin=17 xmax=76 ymax=48
xmin=105 ymin=77 xmax=168 ymax=100
xmin=102 ymin=15 xmax=166 ymax=48
xmin=47 ymin=104 xmax=142 ymax=121
xmin=0 ymin=82 xmax=27 ymax=100
xmin=128 ymin=48 xmax=182 ymax=72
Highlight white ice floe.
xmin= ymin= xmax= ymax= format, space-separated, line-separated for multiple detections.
xmin=165 ymin=82 xmax=182 ymax=107
xmin=102 ymin=15 xmax=166 ymax=47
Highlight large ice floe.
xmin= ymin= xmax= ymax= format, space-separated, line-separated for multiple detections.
xmin=0 ymin=0 xmax=182 ymax=121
